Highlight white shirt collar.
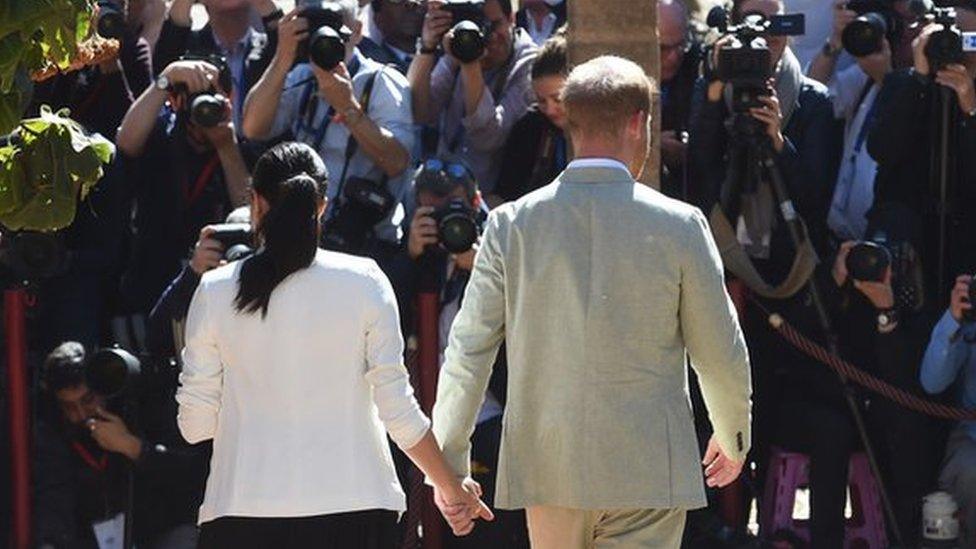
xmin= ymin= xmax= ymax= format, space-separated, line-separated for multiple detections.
xmin=566 ymin=157 xmax=631 ymax=174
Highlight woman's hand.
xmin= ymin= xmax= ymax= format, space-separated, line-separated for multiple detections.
xmin=434 ymin=478 xmax=495 ymax=536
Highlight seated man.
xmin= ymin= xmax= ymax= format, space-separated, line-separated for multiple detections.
xmin=34 ymin=342 xmax=209 ymax=549
xmin=116 ymin=58 xmax=251 ymax=316
xmin=921 ymin=275 xmax=976 ymax=547
xmin=243 ymin=0 xmax=414 ymax=258
xmin=408 ymin=0 xmax=537 ymax=200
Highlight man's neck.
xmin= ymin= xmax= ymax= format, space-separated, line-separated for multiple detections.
xmin=209 ymin=9 xmax=250 ymax=49
xmin=573 ymin=141 xmax=633 ymax=169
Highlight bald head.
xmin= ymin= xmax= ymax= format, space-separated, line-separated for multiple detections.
xmin=562 ymin=55 xmax=655 ymax=141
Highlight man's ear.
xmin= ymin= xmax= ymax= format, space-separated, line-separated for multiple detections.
xmin=627 ymin=110 xmax=646 ymax=139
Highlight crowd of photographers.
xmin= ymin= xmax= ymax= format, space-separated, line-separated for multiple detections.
xmin=15 ymin=0 xmax=976 ymax=547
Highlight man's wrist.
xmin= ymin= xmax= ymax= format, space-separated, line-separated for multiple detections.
xmin=122 ymin=435 xmax=143 ymax=461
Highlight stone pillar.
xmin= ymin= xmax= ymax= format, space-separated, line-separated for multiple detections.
xmin=567 ymin=0 xmax=660 ymax=188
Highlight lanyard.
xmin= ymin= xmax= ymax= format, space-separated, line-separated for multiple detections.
xmin=852 ymin=83 xmax=879 ymax=155
xmin=72 ymin=441 xmax=108 ymax=472
xmin=184 ymin=154 xmax=221 ymax=207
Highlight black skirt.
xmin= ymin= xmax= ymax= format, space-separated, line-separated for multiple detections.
xmin=197 ymin=509 xmax=399 ymax=549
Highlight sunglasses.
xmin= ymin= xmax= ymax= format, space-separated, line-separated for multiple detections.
xmin=422 ymin=158 xmax=471 ymax=180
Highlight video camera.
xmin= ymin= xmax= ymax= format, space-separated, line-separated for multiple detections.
xmin=842 ymin=0 xmax=902 ymax=57
xmin=706 ymin=6 xmax=805 ymax=115
xmin=443 ymin=0 xmax=491 ymax=64
xmin=297 ymin=2 xmax=352 ymax=70
xmin=96 ymin=0 xmax=126 ymax=40
xmin=910 ymin=0 xmax=976 ymax=72
xmin=174 ymin=54 xmax=232 ymax=128
xmin=209 ymin=223 xmax=253 ymax=261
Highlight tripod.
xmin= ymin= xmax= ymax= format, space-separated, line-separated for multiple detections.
xmin=722 ymin=114 xmax=905 ymax=547
xmin=931 ymin=85 xmax=957 ymax=306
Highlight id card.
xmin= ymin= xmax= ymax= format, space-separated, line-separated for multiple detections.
xmin=92 ymin=513 xmax=124 ymax=549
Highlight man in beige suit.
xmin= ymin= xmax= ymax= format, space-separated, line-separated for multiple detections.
xmin=431 ymin=55 xmax=752 ymax=547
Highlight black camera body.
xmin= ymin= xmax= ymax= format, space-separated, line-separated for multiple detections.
xmin=430 ymin=199 xmax=482 ymax=254
xmin=443 ymin=0 xmax=490 ymax=64
xmin=842 ymin=0 xmax=900 ymax=57
xmin=96 ymin=0 xmax=126 ymax=40
xmin=847 ymin=241 xmax=892 ymax=282
xmin=298 ymin=3 xmax=351 ymax=70
xmin=911 ymin=0 xmax=976 ymax=72
xmin=175 ymin=54 xmax=233 ymax=127
xmin=321 ymin=177 xmax=395 ymax=253
xmin=209 ymin=223 xmax=253 ymax=261
xmin=846 ymin=235 xmax=925 ymax=312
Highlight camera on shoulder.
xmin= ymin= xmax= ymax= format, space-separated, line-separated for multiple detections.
xmin=910 ymin=0 xmax=976 ymax=72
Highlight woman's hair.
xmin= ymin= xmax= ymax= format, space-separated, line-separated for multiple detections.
xmin=531 ymin=26 xmax=569 ymax=80
xmin=235 ymin=143 xmax=328 ymax=318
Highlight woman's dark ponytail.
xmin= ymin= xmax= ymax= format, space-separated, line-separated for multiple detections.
xmin=236 ymin=143 xmax=328 ymax=318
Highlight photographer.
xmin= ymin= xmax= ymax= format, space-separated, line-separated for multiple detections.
xmin=919 ymin=274 xmax=976 ymax=547
xmin=494 ymin=30 xmax=567 ymax=202
xmin=868 ymin=6 xmax=976 ymax=307
xmin=154 ymin=0 xmax=281 ymax=132
xmin=116 ymin=58 xmax=250 ymax=316
xmin=34 ymin=342 xmax=209 ymax=549
xmin=359 ymin=0 xmax=426 ymax=74
xmin=408 ymin=0 xmax=537 ymax=199
xmin=242 ymin=0 xmax=415 ymax=257
xmin=390 ymin=157 xmax=528 ymax=548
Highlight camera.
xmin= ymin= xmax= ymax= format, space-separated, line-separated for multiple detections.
xmin=430 ymin=199 xmax=482 ymax=254
xmin=910 ymin=0 xmax=976 ymax=72
xmin=846 ymin=232 xmax=926 ymax=312
xmin=707 ymin=7 xmax=805 ymax=114
xmin=321 ymin=177 xmax=395 ymax=253
xmin=846 ymin=241 xmax=891 ymax=282
xmin=0 ymin=230 xmax=69 ymax=281
xmin=842 ymin=0 xmax=901 ymax=57
xmin=298 ymin=2 xmax=351 ymax=70
xmin=96 ymin=0 xmax=125 ymax=40
xmin=174 ymin=54 xmax=232 ymax=127
xmin=443 ymin=0 xmax=490 ymax=64
xmin=209 ymin=223 xmax=253 ymax=261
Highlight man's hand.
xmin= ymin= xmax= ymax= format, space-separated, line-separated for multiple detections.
xmin=935 ymin=63 xmax=976 ymax=115
xmin=832 ymin=240 xmax=857 ymax=287
xmin=950 ymin=274 xmax=973 ymax=322
xmin=707 ymin=35 xmax=734 ymax=103
xmin=831 ymin=0 xmax=857 ymax=51
xmin=409 ymin=207 xmax=439 ymax=259
xmin=191 ymin=226 xmax=226 ymax=275
xmin=703 ymin=435 xmax=744 ymax=488
xmin=198 ymin=102 xmax=236 ymax=149
xmin=853 ymin=267 xmax=895 ymax=310
xmin=660 ymin=130 xmax=687 ymax=167
xmin=434 ymin=478 xmax=495 ymax=536
xmin=912 ymin=23 xmax=939 ymax=76
xmin=453 ymin=237 xmax=480 ymax=272
xmin=88 ymin=407 xmax=142 ymax=461
xmin=162 ymin=60 xmax=221 ymax=95
xmin=749 ymin=90 xmax=785 ymax=152
xmin=275 ymin=9 xmax=309 ymax=66
xmin=422 ymin=1 xmax=453 ymax=52
xmin=313 ymin=61 xmax=357 ymax=113
xmin=856 ymin=37 xmax=893 ymax=84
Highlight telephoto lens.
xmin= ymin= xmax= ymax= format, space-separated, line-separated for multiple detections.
xmin=432 ymin=199 xmax=479 ymax=254
xmin=309 ymin=25 xmax=346 ymax=70
xmin=846 ymin=241 xmax=892 ymax=283
xmin=96 ymin=0 xmax=125 ymax=39
xmin=450 ymin=20 xmax=486 ymax=63
xmin=842 ymin=12 xmax=888 ymax=57
xmin=189 ymin=94 xmax=229 ymax=127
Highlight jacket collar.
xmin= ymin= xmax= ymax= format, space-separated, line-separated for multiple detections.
xmin=560 ymin=158 xmax=634 ymax=185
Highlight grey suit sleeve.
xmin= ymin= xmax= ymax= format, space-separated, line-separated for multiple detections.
xmin=432 ymin=209 xmax=508 ymax=479
xmin=680 ymin=209 xmax=753 ymax=460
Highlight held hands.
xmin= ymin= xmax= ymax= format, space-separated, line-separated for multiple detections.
xmin=434 ymin=478 xmax=495 ymax=536
xmin=703 ymin=435 xmax=744 ymax=489
xmin=86 ymin=407 xmax=142 ymax=461
xmin=950 ymin=274 xmax=973 ymax=322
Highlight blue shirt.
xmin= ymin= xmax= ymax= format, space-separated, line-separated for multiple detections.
xmin=920 ymin=310 xmax=976 ymax=441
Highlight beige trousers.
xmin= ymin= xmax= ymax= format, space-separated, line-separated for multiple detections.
xmin=525 ymin=506 xmax=687 ymax=549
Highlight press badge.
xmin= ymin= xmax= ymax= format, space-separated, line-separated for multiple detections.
xmin=92 ymin=513 xmax=124 ymax=549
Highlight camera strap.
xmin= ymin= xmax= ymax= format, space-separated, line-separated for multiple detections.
xmin=852 ymin=81 xmax=880 ymax=155
xmin=183 ymin=154 xmax=222 ymax=207
xmin=298 ymin=57 xmax=365 ymax=152
xmin=72 ymin=441 xmax=108 ymax=472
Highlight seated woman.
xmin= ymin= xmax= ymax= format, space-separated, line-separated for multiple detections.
xmin=492 ymin=27 xmax=569 ymax=204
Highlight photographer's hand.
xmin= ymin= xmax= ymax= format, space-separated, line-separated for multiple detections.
xmin=88 ymin=407 xmax=142 ymax=461
xmin=831 ymin=0 xmax=857 ymax=51
xmin=422 ymin=1 xmax=453 ymax=52
xmin=409 ymin=207 xmax=439 ymax=260
xmin=191 ymin=226 xmax=226 ymax=275
xmin=853 ymin=267 xmax=895 ymax=310
xmin=706 ymin=35 xmax=734 ymax=103
xmin=912 ymin=23 xmax=939 ymax=76
xmin=950 ymin=274 xmax=973 ymax=322
xmin=935 ymin=63 xmax=976 ymax=115
xmin=274 ymin=9 xmax=309 ymax=68
xmin=163 ymin=60 xmax=221 ymax=96
xmin=453 ymin=237 xmax=481 ymax=272
xmin=313 ymin=61 xmax=357 ymax=113
xmin=749 ymin=92 xmax=785 ymax=152
xmin=832 ymin=240 xmax=857 ymax=287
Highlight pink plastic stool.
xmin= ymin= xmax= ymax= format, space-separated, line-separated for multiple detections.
xmin=760 ymin=447 xmax=888 ymax=548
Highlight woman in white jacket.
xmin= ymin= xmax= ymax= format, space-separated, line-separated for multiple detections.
xmin=177 ymin=142 xmax=491 ymax=547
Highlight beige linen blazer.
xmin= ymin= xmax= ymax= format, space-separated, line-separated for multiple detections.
xmin=432 ymin=161 xmax=752 ymax=510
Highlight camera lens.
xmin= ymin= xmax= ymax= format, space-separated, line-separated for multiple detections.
xmin=439 ymin=212 xmax=479 ymax=254
xmin=309 ymin=26 xmax=346 ymax=70
xmin=846 ymin=241 xmax=892 ymax=282
xmin=87 ymin=348 xmax=141 ymax=398
xmin=190 ymin=94 xmax=228 ymax=127
xmin=926 ymin=28 xmax=964 ymax=71
xmin=842 ymin=12 xmax=888 ymax=57
xmin=96 ymin=1 xmax=125 ymax=39
xmin=450 ymin=20 xmax=486 ymax=64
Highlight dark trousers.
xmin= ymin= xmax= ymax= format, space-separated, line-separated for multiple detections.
xmin=197 ymin=510 xmax=399 ymax=549
xmin=776 ymin=400 xmax=859 ymax=548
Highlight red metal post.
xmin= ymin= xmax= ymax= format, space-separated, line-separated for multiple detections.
xmin=6 ymin=288 xmax=31 ymax=549
xmin=415 ymin=291 xmax=443 ymax=549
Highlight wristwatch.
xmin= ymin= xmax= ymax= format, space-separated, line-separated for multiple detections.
xmin=415 ymin=37 xmax=438 ymax=56
xmin=155 ymin=74 xmax=170 ymax=91
xmin=822 ymin=39 xmax=842 ymax=59
xmin=877 ymin=308 xmax=899 ymax=333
